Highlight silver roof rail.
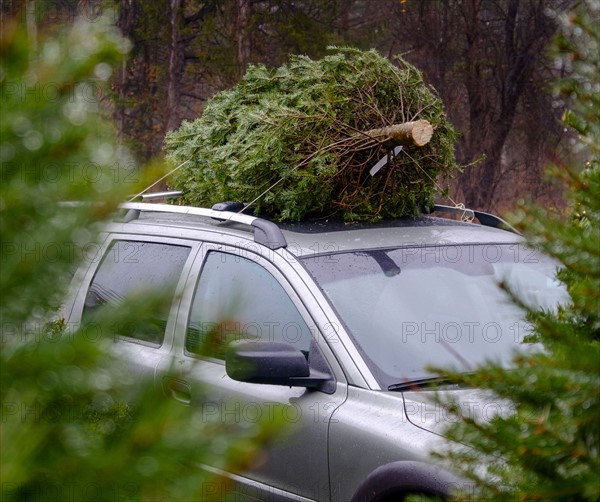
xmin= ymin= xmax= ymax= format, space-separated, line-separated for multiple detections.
xmin=116 ymin=202 xmax=288 ymax=250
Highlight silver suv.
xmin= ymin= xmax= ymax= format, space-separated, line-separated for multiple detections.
xmin=61 ymin=198 xmax=566 ymax=501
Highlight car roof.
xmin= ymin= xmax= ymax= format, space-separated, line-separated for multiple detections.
xmin=126 ymin=207 xmax=521 ymax=258
xmin=279 ymin=217 xmax=521 ymax=257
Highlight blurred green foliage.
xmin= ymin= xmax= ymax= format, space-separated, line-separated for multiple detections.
xmin=0 ymin=13 xmax=133 ymax=321
xmin=0 ymin=14 xmax=277 ymax=501
xmin=425 ymin=2 xmax=600 ymax=500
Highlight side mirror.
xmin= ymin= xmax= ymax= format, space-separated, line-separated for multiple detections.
xmin=225 ymin=341 xmax=335 ymax=394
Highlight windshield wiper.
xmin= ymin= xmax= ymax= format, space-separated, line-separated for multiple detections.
xmin=388 ymin=376 xmax=466 ymax=391
xmin=369 ymin=250 xmax=401 ymax=277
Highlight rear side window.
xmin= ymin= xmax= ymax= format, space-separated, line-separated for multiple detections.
xmin=82 ymin=240 xmax=191 ymax=346
xmin=186 ymin=251 xmax=313 ymax=359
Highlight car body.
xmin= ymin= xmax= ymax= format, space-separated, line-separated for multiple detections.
xmin=61 ymin=200 xmax=566 ymax=501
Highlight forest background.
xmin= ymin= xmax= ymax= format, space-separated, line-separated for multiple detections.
xmin=2 ymin=0 xmax=582 ymax=212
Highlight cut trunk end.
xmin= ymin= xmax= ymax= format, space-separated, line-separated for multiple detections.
xmin=364 ymin=119 xmax=433 ymax=147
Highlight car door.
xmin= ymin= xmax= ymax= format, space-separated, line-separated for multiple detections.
xmin=159 ymin=242 xmax=348 ymax=502
xmin=67 ymin=234 xmax=200 ymax=379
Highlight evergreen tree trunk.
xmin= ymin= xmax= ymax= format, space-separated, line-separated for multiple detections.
xmin=359 ymin=120 xmax=433 ymax=147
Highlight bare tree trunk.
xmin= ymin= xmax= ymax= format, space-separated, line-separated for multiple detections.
xmin=114 ymin=0 xmax=140 ymax=149
xmin=165 ymin=0 xmax=185 ymax=133
xmin=458 ymin=0 xmax=558 ymax=211
xmin=390 ymin=0 xmax=571 ymax=211
xmin=236 ymin=0 xmax=251 ymax=77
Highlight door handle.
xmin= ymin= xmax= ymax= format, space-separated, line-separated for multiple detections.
xmin=162 ymin=377 xmax=192 ymax=405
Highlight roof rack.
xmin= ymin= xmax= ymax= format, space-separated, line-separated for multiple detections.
xmin=115 ymin=202 xmax=288 ymax=250
xmin=431 ymin=204 xmax=519 ymax=234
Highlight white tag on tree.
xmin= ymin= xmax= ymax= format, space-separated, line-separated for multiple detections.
xmin=370 ymin=146 xmax=403 ymax=176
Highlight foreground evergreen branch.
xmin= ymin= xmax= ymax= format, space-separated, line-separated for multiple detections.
xmin=165 ymin=47 xmax=460 ymax=221
xmin=1 ymin=16 xmax=277 ymax=501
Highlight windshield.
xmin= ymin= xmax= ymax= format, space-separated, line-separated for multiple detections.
xmin=301 ymin=244 xmax=568 ymax=388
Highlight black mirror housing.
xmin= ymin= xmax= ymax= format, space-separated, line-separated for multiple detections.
xmin=225 ymin=341 xmax=335 ymax=394
xmin=226 ymin=341 xmax=309 ymax=382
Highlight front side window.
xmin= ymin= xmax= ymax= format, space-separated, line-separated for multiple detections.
xmin=82 ymin=240 xmax=191 ymax=346
xmin=186 ymin=251 xmax=312 ymax=359
xmin=301 ymin=244 xmax=569 ymax=388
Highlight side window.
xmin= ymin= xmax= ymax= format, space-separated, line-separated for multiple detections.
xmin=82 ymin=240 xmax=191 ymax=346
xmin=186 ymin=251 xmax=312 ymax=359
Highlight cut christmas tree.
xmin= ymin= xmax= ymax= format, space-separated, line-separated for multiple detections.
xmin=165 ymin=47 xmax=461 ymax=222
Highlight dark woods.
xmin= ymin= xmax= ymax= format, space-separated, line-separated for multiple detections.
xmin=3 ymin=0 xmax=578 ymax=212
